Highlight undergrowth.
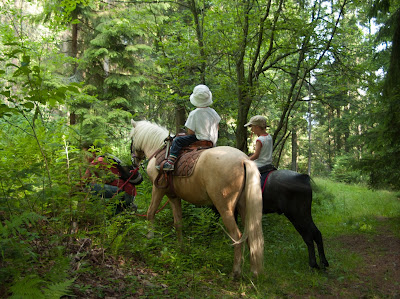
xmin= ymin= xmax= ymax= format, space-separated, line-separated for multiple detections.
xmin=1 ymin=114 xmax=400 ymax=298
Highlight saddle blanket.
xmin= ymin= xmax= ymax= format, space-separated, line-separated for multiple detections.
xmin=155 ymin=148 xmax=206 ymax=177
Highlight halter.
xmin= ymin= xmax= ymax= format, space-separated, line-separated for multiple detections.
xmin=130 ymin=138 xmax=168 ymax=169
xmin=129 ymin=137 xmax=172 ymax=218
xmin=130 ymin=139 xmax=146 ymax=168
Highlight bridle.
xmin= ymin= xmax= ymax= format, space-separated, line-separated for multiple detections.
xmin=129 ymin=137 xmax=170 ymax=218
xmin=130 ymin=140 xmax=146 ymax=169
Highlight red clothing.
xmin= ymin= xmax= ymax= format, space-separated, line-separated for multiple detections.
xmin=86 ymin=156 xmax=136 ymax=196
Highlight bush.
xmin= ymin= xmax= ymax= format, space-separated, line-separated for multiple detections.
xmin=330 ymin=155 xmax=369 ymax=184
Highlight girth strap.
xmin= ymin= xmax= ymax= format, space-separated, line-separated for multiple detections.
xmin=262 ymin=170 xmax=275 ymax=193
xmin=154 ymin=164 xmax=176 ymax=196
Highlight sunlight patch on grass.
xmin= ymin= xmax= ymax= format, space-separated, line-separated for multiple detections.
xmin=313 ymin=178 xmax=400 ymax=237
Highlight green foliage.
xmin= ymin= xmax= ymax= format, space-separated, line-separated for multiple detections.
xmin=0 ymin=47 xmax=79 ymax=117
xmin=0 ymin=210 xmax=74 ymax=298
xmin=330 ymin=155 xmax=369 ymax=184
xmin=9 ymin=275 xmax=74 ymax=299
xmin=1 ymin=0 xmax=400 ymax=297
xmin=356 ymin=1 xmax=400 ymax=190
xmin=313 ymin=178 xmax=400 ymax=233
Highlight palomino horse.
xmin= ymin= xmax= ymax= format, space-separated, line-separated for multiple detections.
xmin=129 ymin=120 xmax=264 ymax=277
xmin=262 ymin=170 xmax=329 ymax=269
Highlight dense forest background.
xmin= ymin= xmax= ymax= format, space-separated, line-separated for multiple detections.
xmin=1 ymin=0 xmax=399 ymax=185
xmin=1 ymin=0 xmax=400 ymax=297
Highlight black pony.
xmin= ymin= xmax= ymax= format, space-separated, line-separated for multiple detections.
xmin=261 ymin=169 xmax=329 ymax=269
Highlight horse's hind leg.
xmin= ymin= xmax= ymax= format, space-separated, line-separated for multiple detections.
xmin=286 ymin=215 xmax=319 ymax=269
xmin=219 ymin=210 xmax=243 ymax=278
xmin=311 ymin=222 xmax=329 ymax=268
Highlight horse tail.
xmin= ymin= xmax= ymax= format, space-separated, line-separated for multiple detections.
xmin=241 ymin=159 xmax=264 ymax=276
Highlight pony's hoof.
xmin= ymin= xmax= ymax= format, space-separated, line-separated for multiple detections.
xmin=321 ymin=260 xmax=330 ymax=269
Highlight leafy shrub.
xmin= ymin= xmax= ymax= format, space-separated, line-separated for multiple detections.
xmin=330 ymin=155 xmax=368 ymax=184
xmin=0 ymin=212 xmax=74 ymax=298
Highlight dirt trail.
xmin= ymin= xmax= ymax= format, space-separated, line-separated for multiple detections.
xmin=315 ymin=217 xmax=400 ymax=298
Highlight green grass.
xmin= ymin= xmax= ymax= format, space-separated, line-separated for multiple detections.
xmin=67 ymin=177 xmax=400 ymax=298
xmin=21 ymin=179 xmax=390 ymax=299
xmin=313 ymin=178 xmax=400 ymax=237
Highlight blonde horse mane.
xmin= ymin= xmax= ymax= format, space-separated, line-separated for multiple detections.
xmin=130 ymin=120 xmax=169 ymax=155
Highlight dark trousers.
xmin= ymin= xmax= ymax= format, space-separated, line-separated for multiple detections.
xmin=169 ymin=134 xmax=198 ymax=157
xmin=259 ymin=164 xmax=276 ymax=191
xmin=90 ymin=183 xmax=136 ymax=213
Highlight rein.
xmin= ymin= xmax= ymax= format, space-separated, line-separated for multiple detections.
xmin=134 ymin=199 xmax=170 ymax=218
xmin=129 ymin=137 xmax=173 ymax=217
xmin=262 ymin=170 xmax=275 ymax=193
xmin=119 ymin=167 xmax=139 ymax=190
xmin=111 ymin=166 xmax=140 ymax=199
xmin=110 ymin=165 xmax=170 ymax=217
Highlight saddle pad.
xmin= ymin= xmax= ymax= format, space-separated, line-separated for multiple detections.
xmin=155 ymin=148 xmax=205 ymax=177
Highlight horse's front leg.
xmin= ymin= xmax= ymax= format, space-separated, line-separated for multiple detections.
xmin=146 ymin=185 xmax=166 ymax=239
xmin=168 ymin=197 xmax=183 ymax=243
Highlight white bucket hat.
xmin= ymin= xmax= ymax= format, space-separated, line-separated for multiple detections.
xmin=190 ymin=84 xmax=213 ymax=107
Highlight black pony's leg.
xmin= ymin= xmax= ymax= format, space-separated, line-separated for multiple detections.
xmin=286 ymin=215 xmax=319 ymax=269
xmin=311 ymin=222 xmax=329 ymax=268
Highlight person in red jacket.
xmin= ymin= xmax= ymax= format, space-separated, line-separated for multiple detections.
xmin=83 ymin=146 xmax=142 ymax=214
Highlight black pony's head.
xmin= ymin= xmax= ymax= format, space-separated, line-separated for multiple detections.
xmin=119 ymin=164 xmax=143 ymax=185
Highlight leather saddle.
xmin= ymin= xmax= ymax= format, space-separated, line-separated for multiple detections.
xmin=155 ymin=140 xmax=213 ymax=177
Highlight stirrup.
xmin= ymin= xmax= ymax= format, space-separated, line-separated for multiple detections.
xmin=162 ymin=162 xmax=174 ymax=171
xmin=156 ymin=161 xmax=174 ymax=171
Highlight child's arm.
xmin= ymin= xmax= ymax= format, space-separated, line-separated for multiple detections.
xmin=249 ymin=140 xmax=262 ymax=161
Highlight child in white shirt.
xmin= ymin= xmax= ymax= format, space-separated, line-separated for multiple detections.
xmin=244 ymin=115 xmax=273 ymax=170
xmin=161 ymin=84 xmax=221 ymax=171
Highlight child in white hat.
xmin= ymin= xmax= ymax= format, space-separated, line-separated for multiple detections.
xmin=160 ymin=84 xmax=221 ymax=171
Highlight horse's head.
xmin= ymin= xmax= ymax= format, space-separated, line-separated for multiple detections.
xmin=130 ymin=120 xmax=146 ymax=166
xmin=129 ymin=119 xmax=169 ymax=164
xmin=119 ymin=163 xmax=143 ymax=185
xmin=130 ymin=141 xmax=145 ymax=166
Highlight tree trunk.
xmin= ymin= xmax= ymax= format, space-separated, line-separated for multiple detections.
xmin=175 ymin=104 xmax=186 ymax=134
xmin=235 ymin=62 xmax=251 ymax=152
xmin=335 ymin=107 xmax=342 ymax=152
xmin=307 ymin=99 xmax=312 ymax=176
xmin=327 ymin=109 xmax=333 ymax=170
xmin=69 ymin=21 xmax=78 ymax=125
xmin=235 ymin=0 xmax=251 ymax=152
xmin=291 ymin=128 xmax=298 ymax=171
xmin=189 ymin=0 xmax=206 ymax=82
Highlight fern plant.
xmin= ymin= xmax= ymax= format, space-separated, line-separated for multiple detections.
xmin=9 ymin=274 xmax=74 ymax=299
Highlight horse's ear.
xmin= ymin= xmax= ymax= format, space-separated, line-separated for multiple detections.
xmin=131 ymin=119 xmax=137 ymax=128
